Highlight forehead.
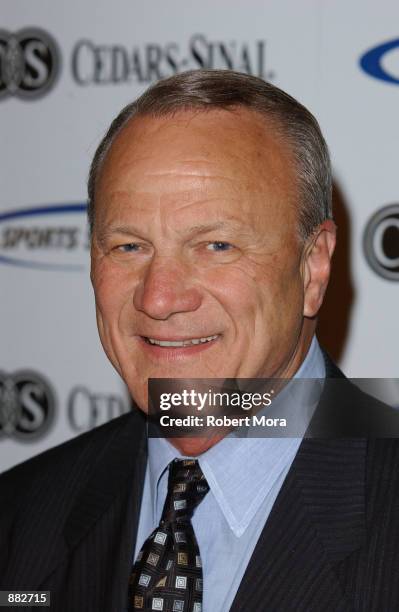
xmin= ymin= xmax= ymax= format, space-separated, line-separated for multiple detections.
xmin=95 ymin=107 xmax=298 ymax=229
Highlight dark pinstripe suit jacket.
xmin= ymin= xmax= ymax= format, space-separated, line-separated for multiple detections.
xmin=1 ymin=358 xmax=399 ymax=611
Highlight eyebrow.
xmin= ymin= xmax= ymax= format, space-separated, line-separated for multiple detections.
xmin=180 ymin=221 xmax=237 ymax=236
xmin=95 ymin=224 xmax=145 ymax=246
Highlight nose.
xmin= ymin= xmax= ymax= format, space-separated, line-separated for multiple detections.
xmin=133 ymin=255 xmax=202 ymax=320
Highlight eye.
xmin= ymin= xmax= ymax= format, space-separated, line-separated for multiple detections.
xmin=117 ymin=243 xmax=140 ymax=253
xmin=206 ymin=241 xmax=234 ymax=252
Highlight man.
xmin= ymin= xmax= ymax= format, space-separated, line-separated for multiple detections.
xmin=1 ymin=70 xmax=398 ymax=611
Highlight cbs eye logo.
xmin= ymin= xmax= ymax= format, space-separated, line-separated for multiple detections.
xmin=0 ymin=27 xmax=60 ymax=100
xmin=0 ymin=370 xmax=56 ymax=441
xmin=363 ymin=204 xmax=399 ymax=281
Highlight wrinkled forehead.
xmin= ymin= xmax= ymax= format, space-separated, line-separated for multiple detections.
xmin=99 ymin=107 xmax=294 ymax=182
xmin=93 ymin=108 xmax=299 ymax=236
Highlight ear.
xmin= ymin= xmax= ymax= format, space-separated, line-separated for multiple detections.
xmin=302 ymin=220 xmax=336 ymax=318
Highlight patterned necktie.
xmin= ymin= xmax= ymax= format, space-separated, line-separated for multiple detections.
xmin=128 ymin=459 xmax=210 ymax=612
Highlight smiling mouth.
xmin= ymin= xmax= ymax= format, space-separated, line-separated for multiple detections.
xmin=142 ymin=335 xmax=219 ymax=347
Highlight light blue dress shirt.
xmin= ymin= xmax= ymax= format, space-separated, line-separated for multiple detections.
xmin=134 ymin=337 xmax=325 ymax=611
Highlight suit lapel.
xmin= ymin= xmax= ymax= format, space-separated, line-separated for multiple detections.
xmin=61 ymin=410 xmax=147 ymax=609
xmin=5 ymin=410 xmax=148 ymax=609
xmin=231 ymin=380 xmax=367 ymax=611
xmin=63 ymin=410 xmax=147 ymax=554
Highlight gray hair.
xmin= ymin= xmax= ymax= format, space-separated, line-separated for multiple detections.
xmin=88 ymin=69 xmax=332 ymax=240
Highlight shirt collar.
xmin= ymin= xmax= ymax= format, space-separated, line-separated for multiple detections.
xmin=147 ymin=336 xmax=325 ymax=536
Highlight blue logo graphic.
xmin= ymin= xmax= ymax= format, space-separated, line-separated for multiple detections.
xmin=0 ymin=203 xmax=88 ymax=271
xmin=360 ymin=38 xmax=399 ymax=84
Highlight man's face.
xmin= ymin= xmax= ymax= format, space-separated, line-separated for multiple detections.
xmin=91 ymin=108 xmax=311 ymax=411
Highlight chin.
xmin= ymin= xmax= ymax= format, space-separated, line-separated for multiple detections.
xmin=169 ymin=434 xmax=225 ymax=457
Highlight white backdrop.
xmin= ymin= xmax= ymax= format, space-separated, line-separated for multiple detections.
xmin=1 ymin=0 xmax=398 ymax=472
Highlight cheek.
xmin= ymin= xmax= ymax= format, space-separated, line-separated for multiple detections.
xmin=92 ymin=260 xmax=133 ymax=324
xmin=202 ymin=264 xmax=266 ymax=330
xmin=208 ymin=258 xmax=303 ymax=340
xmin=258 ymin=266 xmax=304 ymax=340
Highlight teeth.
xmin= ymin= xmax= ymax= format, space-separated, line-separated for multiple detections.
xmin=146 ymin=335 xmax=218 ymax=347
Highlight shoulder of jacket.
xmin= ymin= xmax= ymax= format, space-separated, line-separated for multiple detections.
xmin=0 ymin=410 xmax=143 ymax=506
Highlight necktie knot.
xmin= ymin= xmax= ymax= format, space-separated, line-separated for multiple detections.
xmin=161 ymin=459 xmax=209 ymax=525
